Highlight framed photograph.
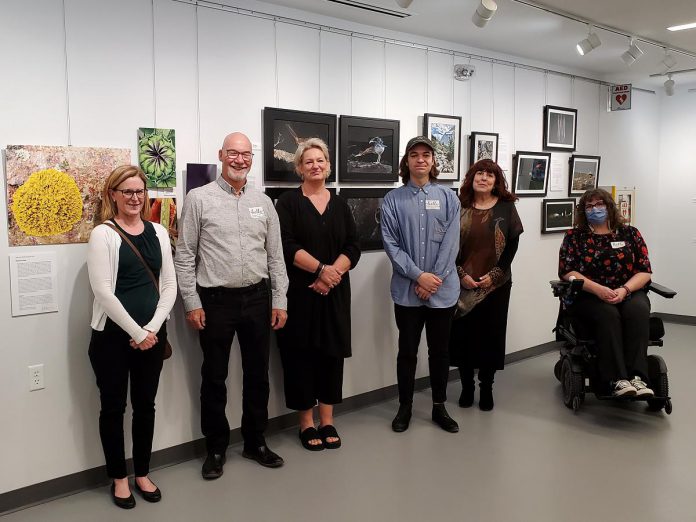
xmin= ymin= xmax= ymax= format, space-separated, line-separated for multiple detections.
xmin=614 ymin=187 xmax=636 ymax=226
xmin=264 ymin=186 xmax=335 ymax=205
xmin=185 ymin=163 xmax=217 ymax=194
xmin=468 ymin=131 xmax=499 ymax=167
xmin=423 ymin=113 xmax=462 ymax=181
xmin=568 ymin=155 xmax=600 ymax=197
xmin=541 ymin=198 xmax=575 ymax=233
xmin=543 ymin=105 xmax=577 ymax=152
xmin=512 ymin=151 xmax=551 ymax=197
xmin=263 ymin=107 xmax=337 ymax=183
xmin=339 ymin=116 xmax=399 ymax=182
xmin=338 ymin=188 xmax=391 ymax=251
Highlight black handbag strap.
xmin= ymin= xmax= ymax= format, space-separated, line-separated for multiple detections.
xmin=104 ymin=221 xmax=160 ymax=296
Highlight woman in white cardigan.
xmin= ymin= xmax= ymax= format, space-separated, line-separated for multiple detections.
xmin=87 ymin=165 xmax=176 ymax=509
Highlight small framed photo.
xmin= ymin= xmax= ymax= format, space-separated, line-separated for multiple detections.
xmin=568 ymin=155 xmax=600 ymax=197
xmin=469 ymin=131 xmax=499 ymax=166
xmin=263 ymin=107 xmax=337 ymax=183
xmin=614 ymin=187 xmax=635 ymax=225
xmin=543 ymin=105 xmax=577 ymax=152
xmin=185 ymin=163 xmax=217 ymax=194
xmin=541 ymin=198 xmax=575 ymax=233
xmin=338 ymin=188 xmax=391 ymax=251
xmin=423 ymin=113 xmax=462 ymax=181
xmin=512 ymin=151 xmax=551 ymax=197
xmin=339 ymin=116 xmax=400 ymax=182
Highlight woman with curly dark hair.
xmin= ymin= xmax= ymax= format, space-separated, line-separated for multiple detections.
xmin=558 ymin=188 xmax=653 ymax=397
xmin=449 ymin=159 xmax=523 ymax=411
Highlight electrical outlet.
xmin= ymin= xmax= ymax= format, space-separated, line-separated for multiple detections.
xmin=28 ymin=364 xmax=44 ymax=391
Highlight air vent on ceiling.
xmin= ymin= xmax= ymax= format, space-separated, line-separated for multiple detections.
xmin=327 ymin=0 xmax=411 ymax=18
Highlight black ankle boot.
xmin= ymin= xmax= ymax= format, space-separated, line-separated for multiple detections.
xmin=458 ymin=382 xmax=475 ymax=408
xmin=479 ymin=382 xmax=494 ymax=411
xmin=432 ymin=403 xmax=459 ymax=433
xmin=392 ymin=403 xmax=412 ymax=432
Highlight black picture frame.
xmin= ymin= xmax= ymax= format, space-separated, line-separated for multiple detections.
xmin=423 ymin=113 xmax=462 ymax=181
xmin=185 ymin=163 xmax=217 ymax=194
xmin=543 ymin=105 xmax=578 ymax=152
xmin=468 ymin=131 xmax=499 ymax=167
xmin=264 ymin=186 xmax=336 ymax=205
xmin=512 ymin=151 xmax=551 ymax=197
xmin=568 ymin=155 xmax=601 ymax=197
xmin=541 ymin=198 xmax=575 ymax=233
xmin=263 ymin=107 xmax=337 ymax=183
xmin=338 ymin=187 xmax=391 ymax=251
xmin=339 ymin=116 xmax=400 ymax=182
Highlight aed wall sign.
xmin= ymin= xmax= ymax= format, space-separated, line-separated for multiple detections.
xmin=610 ymin=84 xmax=632 ymax=111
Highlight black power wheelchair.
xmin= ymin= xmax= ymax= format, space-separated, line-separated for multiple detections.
xmin=550 ymin=279 xmax=677 ymax=413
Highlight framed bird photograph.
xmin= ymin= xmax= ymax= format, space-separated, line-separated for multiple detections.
xmin=338 ymin=188 xmax=391 ymax=251
xmin=543 ymin=105 xmax=577 ymax=152
xmin=263 ymin=107 xmax=337 ymax=183
xmin=339 ymin=116 xmax=400 ymax=182
xmin=512 ymin=151 xmax=551 ymax=197
xmin=541 ymin=198 xmax=575 ymax=234
xmin=568 ymin=154 xmax=600 ymax=197
xmin=469 ymin=131 xmax=499 ymax=167
xmin=423 ymin=113 xmax=462 ymax=181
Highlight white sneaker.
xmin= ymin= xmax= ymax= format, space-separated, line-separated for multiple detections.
xmin=612 ymin=380 xmax=637 ymax=397
xmin=630 ymin=377 xmax=654 ymax=397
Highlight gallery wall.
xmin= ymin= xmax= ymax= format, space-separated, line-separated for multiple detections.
xmin=0 ymin=0 xmax=669 ymax=494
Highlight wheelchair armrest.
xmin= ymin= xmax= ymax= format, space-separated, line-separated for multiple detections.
xmin=550 ymin=279 xmax=584 ymax=298
xmin=647 ymin=282 xmax=677 ymax=299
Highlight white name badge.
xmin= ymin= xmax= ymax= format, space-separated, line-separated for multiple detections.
xmin=611 ymin=241 xmax=626 ymax=249
xmin=249 ymin=206 xmax=265 ymax=219
xmin=425 ymin=199 xmax=441 ymax=210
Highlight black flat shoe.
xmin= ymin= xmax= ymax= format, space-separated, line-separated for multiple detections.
xmin=391 ymin=403 xmax=412 ymax=432
xmin=432 ymin=404 xmax=459 ymax=433
xmin=242 ymin=445 xmax=284 ymax=468
xmin=299 ymin=427 xmax=324 ymax=451
xmin=134 ymin=480 xmax=162 ymax=503
xmin=111 ymin=482 xmax=136 ymax=510
xmin=202 ymin=453 xmax=226 ymax=480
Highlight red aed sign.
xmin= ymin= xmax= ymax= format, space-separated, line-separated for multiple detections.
xmin=610 ymin=84 xmax=632 ymax=111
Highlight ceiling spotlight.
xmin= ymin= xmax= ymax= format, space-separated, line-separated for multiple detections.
xmin=472 ymin=0 xmax=497 ymax=28
xmin=395 ymin=0 xmax=413 ymax=7
xmin=664 ymin=75 xmax=675 ymax=96
xmin=576 ymin=28 xmax=601 ymax=56
xmin=621 ymin=39 xmax=644 ymax=66
xmin=659 ymin=52 xmax=678 ymax=73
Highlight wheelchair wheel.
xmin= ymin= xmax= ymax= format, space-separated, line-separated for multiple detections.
xmin=553 ymin=359 xmax=563 ymax=382
xmin=561 ymin=357 xmax=584 ymax=411
xmin=646 ymin=355 xmax=670 ymax=414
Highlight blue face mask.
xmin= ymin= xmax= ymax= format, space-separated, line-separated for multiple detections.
xmin=585 ymin=207 xmax=608 ymax=225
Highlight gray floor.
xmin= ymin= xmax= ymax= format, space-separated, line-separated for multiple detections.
xmin=4 ymin=323 xmax=696 ymax=522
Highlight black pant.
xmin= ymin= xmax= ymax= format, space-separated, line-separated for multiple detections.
xmin=569 ymin=290 xmax=650 ymax=383
xmin=88 ymin=323 xmax=165 ymax=479
xmin=394 ymin=304 xmax=455 ymax=404
xmin=199 ymin=281 xmax=271 ymax=454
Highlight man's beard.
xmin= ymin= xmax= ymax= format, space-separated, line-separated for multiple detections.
xmin=225 ymin=166 xmax=249 ymax=182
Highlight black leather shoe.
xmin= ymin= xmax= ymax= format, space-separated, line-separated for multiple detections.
xmin=391 ymin=403 xmax=412 ymax=432
xmin=432 ymin=404 xmax=459 ymax=433
xmin=242 ymin=445 xmax=284 ymax=468
xmin=134 ymin=480 xmax=162 ymax=503
xmin=110 ymin=482 xmax=136 ymax=509
xmin=202 ymin=453 xmax=226 ymax=480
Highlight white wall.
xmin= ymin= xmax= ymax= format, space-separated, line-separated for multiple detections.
xmin=0 ymin=0 xmax=665 ymax=494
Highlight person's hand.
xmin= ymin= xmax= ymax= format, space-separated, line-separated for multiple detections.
xmin=271 ymin=309 xmax=287 ymax=330
xmin=309 ymin=279 xmax=331 ymax=296
xmin=478 ymin=274 xmax=493 ymax=289
xmin=186 ymin=308 xmax=206 ymax=330
xmin=607 ymin=286 xmax=629 ymax=304
xmin=319 ymin=264 xmax=343 ymax=288
xmin=415 ymin=284 xmax=431 ymax=300
xmin=130 ymin=331 xmax=158 ymax=350
xmin=417 ymin=273 xmax=442 ymax=294
xmin=460 ymin=274 xmax=479 ymax=290
xmin=594 ymin=285 xmax=618 ymax=303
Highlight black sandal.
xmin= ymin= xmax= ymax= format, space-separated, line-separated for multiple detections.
xmin=318 ymin=425 xmax=341 ymax=449
xmin=299 ymin=427 xmax=324 ymax=451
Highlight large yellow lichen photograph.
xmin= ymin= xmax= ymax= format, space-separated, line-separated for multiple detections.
xmin=6 ymin=145 xmax=130 ymax=246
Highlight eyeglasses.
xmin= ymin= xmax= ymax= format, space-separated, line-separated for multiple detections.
xmin=113 ymin=189 xmax=146 ymax=199
xmin=584 ymin=202 xmax=606 ymax=211
xmin=226 ymin=150 xmax=253 ymax=161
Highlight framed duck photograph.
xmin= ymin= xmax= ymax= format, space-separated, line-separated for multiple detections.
xmin=338 ymin=188 xmax=391 ymax=251
xmin=339 ymin=116 xmax=400 ymax=182
xmin=512 ymin=151 xmax=551 ymax=197
xmin=543 ymin=105 xmax=577 ymax=152
xmin=263 ymin=107 xmax=337 ymax=183
xmin=568 ymin=155 xmax=600 ymax=197
xmin=541 ymin=198 xmax=575 ymax=233
xmin=469 ymin=131 xmax=499 ymax=166
xmin=423 ymin=113 xmax=462 ymax=181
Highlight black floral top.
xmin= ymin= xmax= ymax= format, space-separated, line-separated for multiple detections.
xmin=558 ymin=225 xmax=652 ymax=288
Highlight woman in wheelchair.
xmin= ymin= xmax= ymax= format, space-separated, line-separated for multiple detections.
xmin=558 ymin=188 xmax=653 ymax=398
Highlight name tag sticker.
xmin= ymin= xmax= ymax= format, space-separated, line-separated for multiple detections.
xmin=249 ymin=207 xmax=265 ymax=219
xmin=611 ymin=241 xmax=626 ymax=249
xmin=425 ymin=199 xmax=441 ymax=210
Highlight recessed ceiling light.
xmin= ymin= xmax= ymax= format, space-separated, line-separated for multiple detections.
xmin=667 ymin=22 xmax=696 ymax=31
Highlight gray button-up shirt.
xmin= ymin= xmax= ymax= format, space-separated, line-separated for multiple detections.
xmin=174 ymin=176 xmax=289 ymax=311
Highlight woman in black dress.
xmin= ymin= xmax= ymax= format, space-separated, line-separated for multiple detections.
xmin=449 ymin=159 xmax=523 ymax=411
xmin=276 ymin=138 xmax=361 ymax=451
